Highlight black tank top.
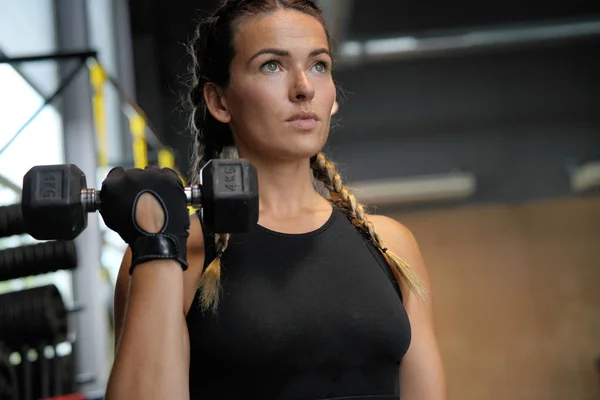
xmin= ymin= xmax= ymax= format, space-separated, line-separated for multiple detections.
xmin=186 ymin=206 xmax=411 ymax=399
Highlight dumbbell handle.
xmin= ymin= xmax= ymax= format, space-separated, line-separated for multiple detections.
xmin=81 ymin=186 xmax=203 ymax=212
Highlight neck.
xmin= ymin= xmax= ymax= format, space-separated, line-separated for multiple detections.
xmin=241 ymin=153 xmax=328 ymax=219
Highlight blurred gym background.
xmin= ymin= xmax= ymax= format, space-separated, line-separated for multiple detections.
xmin=1 ymin=0 xmax=599 ymax=399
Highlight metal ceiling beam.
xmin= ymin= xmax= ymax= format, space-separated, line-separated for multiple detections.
xmin=336 ymin=18 xmax=600 ymax=67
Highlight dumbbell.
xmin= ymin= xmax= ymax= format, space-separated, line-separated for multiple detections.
xmin=21 ymin=159 xmax=259 ymax=240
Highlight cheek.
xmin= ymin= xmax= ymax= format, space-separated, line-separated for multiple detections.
xmin=226 ymin=81 xmax=287 ymax=148
xmin=229 ymin=78 xmax=284 ymax=120
xmin=315 ymin=78 xmax=336 ymax=106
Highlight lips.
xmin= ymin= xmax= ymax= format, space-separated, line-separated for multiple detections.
xmin=285 ymin=110 xmax=319 ymax=130
xmin=286 ymin=110 xmax=319 ymax=122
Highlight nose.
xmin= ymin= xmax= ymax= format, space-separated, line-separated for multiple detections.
xmin=289 ymin=70 xmax=315 ymax=103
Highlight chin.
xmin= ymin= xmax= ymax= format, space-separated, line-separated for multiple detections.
xmin=274 ymin=146 xmax=322 ymax=162
xmin=282 ymin=136 xmax=327 ymax=160
xmin=240 ymin=126 xmax=328 ymax=161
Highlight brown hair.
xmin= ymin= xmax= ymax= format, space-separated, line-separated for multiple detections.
xmin=186 ymin=0 xmax=427 ymax=313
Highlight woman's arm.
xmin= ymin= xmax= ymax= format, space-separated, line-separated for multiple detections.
xmin=106 ymin=259 xmax=190 ymax=400
xmin=104 ymin=192 xmax=192 ymax=400
xmin=113 ymin=247 xmax=132 ymax=353
xmin=108 ymin=211 xmax=206 ymax=400
xmin=370 ymin=215 xmax=448 ymax=400
xmin=113 ymin=214 xmax=206 ymax=349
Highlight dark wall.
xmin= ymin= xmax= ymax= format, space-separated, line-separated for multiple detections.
xmin=127 ymin=0 xmax=600 ymax=206
xmin=327 ymin=39 xmax=600 ymax=205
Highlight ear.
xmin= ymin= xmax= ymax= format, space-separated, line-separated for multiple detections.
xmin=203 ymin=83 xmax=231 ymax=124
xmin=330 ymin=99 xmax=339 ymax=116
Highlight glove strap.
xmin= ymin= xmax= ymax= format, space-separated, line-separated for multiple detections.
xmin=129 ymin=235 xmax=189 ymax=274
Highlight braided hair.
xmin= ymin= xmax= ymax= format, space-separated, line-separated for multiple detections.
xmin=186 ymin=0 xmax=427 ymax=313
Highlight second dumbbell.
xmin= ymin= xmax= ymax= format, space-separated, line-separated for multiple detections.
xmin=21 ymin=159 xmax=259 ymax=240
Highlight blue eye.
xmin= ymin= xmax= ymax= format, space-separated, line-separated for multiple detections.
xmin=313 ymin=61 xmax=329 ymax=73
xmin=262 ymin=61 xmax=280 ymax=72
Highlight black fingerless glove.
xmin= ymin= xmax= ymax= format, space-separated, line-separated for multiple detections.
xmin=99 ymin=166 xmax=190 ymax=274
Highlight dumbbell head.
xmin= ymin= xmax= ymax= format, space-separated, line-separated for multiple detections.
xmin=200 ymin=159 xmax=259 ymax=233
xmin=21 ymin=164 xmax=88 ymax=240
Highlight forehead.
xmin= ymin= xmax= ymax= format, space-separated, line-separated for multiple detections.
xmin=233 ymin=9 xmax=329 ymax=58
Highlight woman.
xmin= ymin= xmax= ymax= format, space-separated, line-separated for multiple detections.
xmin=102 ymin=1 xmax=447 ymax=399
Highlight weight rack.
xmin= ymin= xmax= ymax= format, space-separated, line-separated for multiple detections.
xmin=0 ymin=206 xmax=85 ymax=400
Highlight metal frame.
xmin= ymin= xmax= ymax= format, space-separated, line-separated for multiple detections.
xmin=110 ymin=0 xmax=136 ymax=165
xmin=0 ymin=47 xmax=48 ymax=97
xmin=0 ymin=174 xmax=22 ymax=194
xmin=0 ymin=51 xmax=97 ymax=64
xmin=0 ymin=56 xmax=89 ymax=158
xmin=53 ymin=0 xmax=110 ymax=394
xmin=0 ymin=48 xmax=181 ymax=166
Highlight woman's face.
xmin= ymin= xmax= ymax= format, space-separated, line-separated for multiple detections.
xmin=213 ymin=10 xmax=336 ymax=162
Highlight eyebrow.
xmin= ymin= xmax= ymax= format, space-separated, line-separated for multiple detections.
xmin=248 ymin=47 xmax=331 ymax=64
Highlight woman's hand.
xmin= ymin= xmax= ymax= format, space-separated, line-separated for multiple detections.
xmin=99 ymin=166 xmax=190 ymax=272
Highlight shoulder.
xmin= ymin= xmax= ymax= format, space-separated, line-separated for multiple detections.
xmin=368 ymin=214 xmax=423 ymax=267
xmin=367 ymin=214 xmax=428 ymax=301
xmin=369 ymin=214 xmax=448 ymax=397
xmin=367 ymin=214 xmax=418 ymax=248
